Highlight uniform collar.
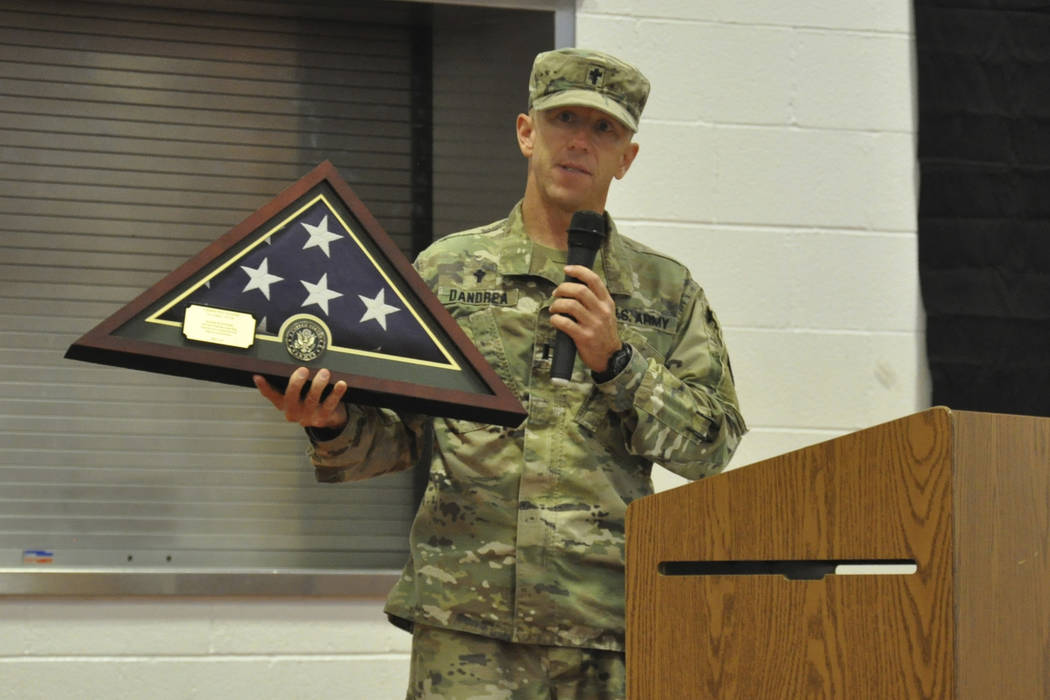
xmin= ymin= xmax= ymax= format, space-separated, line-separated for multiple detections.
xmin=497 ymin=201 xmax=635 ymax=297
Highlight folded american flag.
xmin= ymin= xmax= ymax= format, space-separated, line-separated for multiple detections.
xmin=156 ymin=196 xmax=449 ymax=366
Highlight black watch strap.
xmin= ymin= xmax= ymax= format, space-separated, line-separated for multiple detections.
xmin=592 ymin=343 xmax=632 ymax=383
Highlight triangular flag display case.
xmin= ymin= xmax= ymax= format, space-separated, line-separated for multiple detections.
xmin=66 ymin=161 xmax=526 ymax=427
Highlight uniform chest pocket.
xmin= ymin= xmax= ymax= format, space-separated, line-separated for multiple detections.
xmin=465 ymin=306 xmax=528 ymax=403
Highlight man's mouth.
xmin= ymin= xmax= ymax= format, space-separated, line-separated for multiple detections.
xmin=558 ymin=163 xmax=592 ymax=176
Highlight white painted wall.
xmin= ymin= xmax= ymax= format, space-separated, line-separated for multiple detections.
xmin=580 ymin=1 xmax=926 ymax=489
xmin=0 ymin=1 xmax=924 ymax=697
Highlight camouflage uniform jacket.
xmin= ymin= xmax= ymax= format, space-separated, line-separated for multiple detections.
xmin=309 ymin=202 xmax=746 ymax=652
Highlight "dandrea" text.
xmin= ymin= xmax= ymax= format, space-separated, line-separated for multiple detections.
xmin=447 ymin=289 xmax=510 ymax=305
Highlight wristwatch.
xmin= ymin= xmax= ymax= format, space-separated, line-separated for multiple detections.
xmin=592 ymin=343 xmax=632 ymax=383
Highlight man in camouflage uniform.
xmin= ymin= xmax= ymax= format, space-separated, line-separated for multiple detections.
xmin=256 ymin=48 xmax=746 ymax=699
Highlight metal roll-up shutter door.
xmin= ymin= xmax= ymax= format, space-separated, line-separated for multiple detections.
xmin=0 ymin=0 xmax=423 ymax=570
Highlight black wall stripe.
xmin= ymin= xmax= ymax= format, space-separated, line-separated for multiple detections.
xmin=916 ymin=0 xmax=1050 ymax=418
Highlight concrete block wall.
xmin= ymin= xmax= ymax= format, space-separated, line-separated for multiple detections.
xmin=1 ymin=1 xmax=923 ymax=697
xmin=576 ymin=1 xmax=925 ymax=488
xmin=0 ymin=599 xmax=410 ymax=698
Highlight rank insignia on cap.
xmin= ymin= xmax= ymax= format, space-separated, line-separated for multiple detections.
xmin=587 ymin=65 xmax=605 ymax=87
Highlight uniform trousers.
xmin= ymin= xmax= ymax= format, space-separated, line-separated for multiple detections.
xmin=406 ymin=623 xmax=626 ymax=700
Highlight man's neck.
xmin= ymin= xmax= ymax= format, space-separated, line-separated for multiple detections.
xmin=521 ymin=191 xmax=604 ymax=251
xmin=521 ymin=195 xmax=569 ymax=249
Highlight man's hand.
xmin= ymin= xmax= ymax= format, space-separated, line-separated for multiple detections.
xmin=550 ymin=264 xmax=622 ymax=373
xmin=253 ymin=367 xmax=349 ymax=430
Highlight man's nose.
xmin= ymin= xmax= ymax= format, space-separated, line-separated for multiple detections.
xmin=566 ymin=123 xmax=593 ymax=150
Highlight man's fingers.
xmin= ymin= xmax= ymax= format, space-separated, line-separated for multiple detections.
xmin=283 ymin=367 xmax=310 ymax=421
xmin=319 ymin=381 xmax=349 ymax=428
xmin=554 ymin=274 xmax=609 ymax=313
xmin=550 ymin=307 xmax=600 ymax=344
xmin=322 ymin=380 xmax=348 ymax=412
xmin=305 ymin=369 xmax=330 ymax=405
xmin=256 ymin=367 xmax=347 ymax=429
xmin=564 ymin=265 xmax=611 ymax=301
xmin=552 ymin=281 xmax=590 ymax=301
xmin=564 ymin=264 xmax=598 ymax=282
xmin=552 ymin=267 xmax=621 ymax=373
xmin=552 ymin=285 xmax=599 ymax=322
xmin=253 ymin=375 xmax=283 ymax=408
xmin=286 ymin=367 xmax=310 ymax=396
xmin=550 ymin=297 xmax=591 ymax=326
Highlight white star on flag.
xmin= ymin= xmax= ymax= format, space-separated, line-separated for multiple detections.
xmin=301 ymin=273 xmax=343 ymax=315
xmin=240 ymin=258 xmax=284 ymax=300
xmin=358 ymin=288 xmax=400 ymax=331
xmin=301 ymin=215 xmax=342 ymax=258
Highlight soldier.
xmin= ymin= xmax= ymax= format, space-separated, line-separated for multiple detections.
xmin=255 ymin=48 xmax=746 ymax=699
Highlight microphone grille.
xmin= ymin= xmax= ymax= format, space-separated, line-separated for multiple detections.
xmin=567 ymin=210 xmax=607 ymax=248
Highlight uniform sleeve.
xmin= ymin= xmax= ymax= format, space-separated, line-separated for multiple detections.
xmin=308 ymin=404 xmax=429 ymax=483
xmin=594 ymin=280 xmax=747 ymax=480
xmin=305 ymin=245 xmax=442 ymax=483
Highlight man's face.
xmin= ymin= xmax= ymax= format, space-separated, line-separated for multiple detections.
xmin=517 ymin=105 xmax=640 ymax=215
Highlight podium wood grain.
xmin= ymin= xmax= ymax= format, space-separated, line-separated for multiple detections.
xmin=626 ymin=408 xmax=1050 ymax=698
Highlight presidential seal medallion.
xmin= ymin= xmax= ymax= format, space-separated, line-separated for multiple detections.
xmin=279 ymin=315 xmax=331 ymax=362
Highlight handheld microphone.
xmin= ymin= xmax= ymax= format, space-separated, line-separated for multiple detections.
xmin=550 ymin=210 xmax=607 ymax=384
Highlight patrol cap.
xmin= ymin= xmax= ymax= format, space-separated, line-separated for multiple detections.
xmin=527 ymin=48 xmax=650 ymax=132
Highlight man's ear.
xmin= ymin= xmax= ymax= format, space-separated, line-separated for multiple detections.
xmin=615 ymin=141 xmax=640 ymax=180
xmin=516 ymin=112 xmax=535 ymax=158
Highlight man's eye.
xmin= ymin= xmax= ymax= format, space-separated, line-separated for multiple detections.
xmin=557 ymin=111 xmax=575 ymax=123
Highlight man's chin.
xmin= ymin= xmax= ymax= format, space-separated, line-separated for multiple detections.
xmin=544 ymin=188 xmax=601 ymax=215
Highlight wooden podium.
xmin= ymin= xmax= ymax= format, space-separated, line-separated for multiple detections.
xmin=626 ymin=408 xmax=1050 ymax=698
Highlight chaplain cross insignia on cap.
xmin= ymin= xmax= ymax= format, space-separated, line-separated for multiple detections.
xmin=588 ymin=66 xmax=605 ymax=86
